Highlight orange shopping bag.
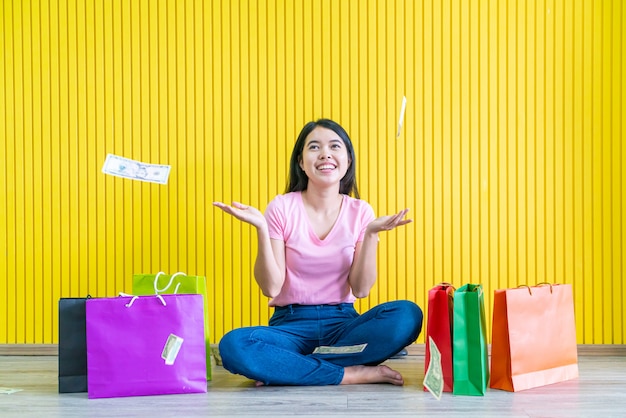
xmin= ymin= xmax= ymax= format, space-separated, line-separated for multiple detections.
xmin=423 ymin=283 xmax=455 ymax=392
xmin=490 ymin=283 xmax=579 ymax=392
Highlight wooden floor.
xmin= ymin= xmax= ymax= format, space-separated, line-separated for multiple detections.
xmin=2 ymin=354 xmax=626 ymax=417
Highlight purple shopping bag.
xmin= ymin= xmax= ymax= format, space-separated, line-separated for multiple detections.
xmin=86 ymin=294 xmax=207 ymax=399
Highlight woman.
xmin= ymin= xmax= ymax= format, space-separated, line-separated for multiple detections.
xmin=213 ymin=118 xmax=423 ymax=386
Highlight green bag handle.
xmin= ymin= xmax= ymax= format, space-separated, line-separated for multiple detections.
xmin=153 ymin=271 xmax=187 ymax=295
xmin=466 ymin=283 xmax=483 ymax=296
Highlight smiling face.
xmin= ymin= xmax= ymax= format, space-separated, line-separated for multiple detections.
xmin=298 ymin=126 xmax=351 ymax=190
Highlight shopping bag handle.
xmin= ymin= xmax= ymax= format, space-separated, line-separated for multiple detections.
xmin=517 ymin=283 xmax=554 ymax=295
xmin=153 ymin=271 xmax=186 ymax=295
xmin=471 ymin=284 xmax=483 ymax=296
xmin=436 ymin=282 xmax=456 ymax=290
xmin=125 ymin=294 xmax=167 ymax=308
xmin=536 ymin=282 xmax=554 ymax=293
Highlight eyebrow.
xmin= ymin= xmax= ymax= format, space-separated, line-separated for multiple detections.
xmin=306 ymin=139 xmax=343 ymax=146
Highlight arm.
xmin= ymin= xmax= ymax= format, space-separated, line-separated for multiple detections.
xmin=253 ymin=226 xmax=286 ymax=298
xmin=348 ymin=232 xmax=380 ymax=298
xmin=213 ymin=201 xmax=285 ymax=298
xmin=348 ymin=209 xmax=412 ymax=298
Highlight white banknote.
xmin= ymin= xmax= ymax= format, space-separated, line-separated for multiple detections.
xmin=0 ymin=387 xmax=23 ymax=394
xmin=313 ymin=343 xmax=368 ymax=355
xmin=397 ymin=95 xmax=407 ymax=138
xmin=102 ymin=153 xmax=171 ymax=185
xmin=161 ymin=333 xmax=184 ymax=366
xmin=423 ymin=336 xmax=444 ymax=400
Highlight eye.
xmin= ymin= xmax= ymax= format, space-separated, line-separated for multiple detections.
xmin=331 ymin=143 xmax=342 ymax=150
xmin=307 ymin=144 xmax=319 ymax=150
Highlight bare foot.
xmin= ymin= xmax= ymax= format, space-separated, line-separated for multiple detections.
xmin=340 ymin=365 xmax=404 ymax=386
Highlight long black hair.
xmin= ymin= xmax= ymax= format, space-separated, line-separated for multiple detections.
xmin=285 ymin=118 xmax=360 ymax=198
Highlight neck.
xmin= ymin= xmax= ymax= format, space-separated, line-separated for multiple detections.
xmin=301 ymin=187 xmax=342 ymax=212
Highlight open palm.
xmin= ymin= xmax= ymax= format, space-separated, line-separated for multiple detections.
xmin=367 ymin=209 xmax=412 ymax=233
xmin=213 ymin=201 xmax=266 ymax=229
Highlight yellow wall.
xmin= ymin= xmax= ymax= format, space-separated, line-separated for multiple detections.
xmin=0 ymin=0 xmax=623 ymax=345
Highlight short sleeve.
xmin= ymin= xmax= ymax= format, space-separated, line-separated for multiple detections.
xmin=265 ymin=195 xmax=286 ymax=241
xmin=357 ymin=201 xmax=376 ymax=241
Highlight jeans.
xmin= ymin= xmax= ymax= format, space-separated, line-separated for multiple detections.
xmin=219 ymin=300 xmax=423 ymax=386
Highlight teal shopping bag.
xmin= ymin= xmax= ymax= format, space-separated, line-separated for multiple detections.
xmin=452 ymin=283 xmax=489 ymax=396
xmin=132 ymin=272 xmax=212 ymax=380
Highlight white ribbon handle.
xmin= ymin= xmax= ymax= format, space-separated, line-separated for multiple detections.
xmin=153 ymin=271 xmax=186 ymax=294
xmin=125 ymin=294 xmax=167 ymax=308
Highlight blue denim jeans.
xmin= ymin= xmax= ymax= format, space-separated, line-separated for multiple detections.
xmin=219 ymin=300 xmax=423 ymax=386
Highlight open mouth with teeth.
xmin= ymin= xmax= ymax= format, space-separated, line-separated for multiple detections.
xmin=316 ymin=163 xmax=336 ymax=172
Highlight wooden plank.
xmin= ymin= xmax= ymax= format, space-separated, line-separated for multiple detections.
xmin=1 ymin=354 xmax=626 ymax=417
xmin=2 ymin=344 xmax=626 ymax=357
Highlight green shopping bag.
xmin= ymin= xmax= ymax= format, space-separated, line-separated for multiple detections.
xmin=132 ymin=272 xmax=212 ymax=380
xmin=452 ymin=283 xmax=489 ymax=396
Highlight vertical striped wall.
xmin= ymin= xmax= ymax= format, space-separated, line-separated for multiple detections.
xmin=0 ymin=0 xmax=623 ymax=345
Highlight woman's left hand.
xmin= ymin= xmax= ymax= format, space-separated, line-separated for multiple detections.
xmin=366 ymin=209 xmax=412 ymax=233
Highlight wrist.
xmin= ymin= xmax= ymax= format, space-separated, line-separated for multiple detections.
xmin=364 ymin=230 xmax=380 ymax=241
xmin=256 ymin=223 xmax=270 ymax=236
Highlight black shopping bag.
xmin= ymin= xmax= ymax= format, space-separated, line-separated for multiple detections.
xmin=58 ymin=297 xmax=90 ymax=393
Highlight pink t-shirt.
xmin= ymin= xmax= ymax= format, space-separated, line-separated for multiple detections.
xmin=265 ymin=191 xmax=376 ymax=307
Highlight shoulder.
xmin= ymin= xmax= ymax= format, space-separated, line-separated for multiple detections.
xmin=267 ymin=192 xmax=300 ymax=211
xmin=265 ymin=192 xmax=302 ymax=237
xmin=342 ymin=195 xmax=375 ymax=220
xmin=265 ymin=192 xmax=302 ymax=218
xmin=343 ymin=195 xmax=374 ymax=212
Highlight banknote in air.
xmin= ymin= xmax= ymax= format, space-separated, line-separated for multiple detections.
xmin=102 ymin=153 xmax=171 ymax=185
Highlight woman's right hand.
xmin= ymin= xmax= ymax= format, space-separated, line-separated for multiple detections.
xmin=213 ymin=201 xmax=267 ymax=229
